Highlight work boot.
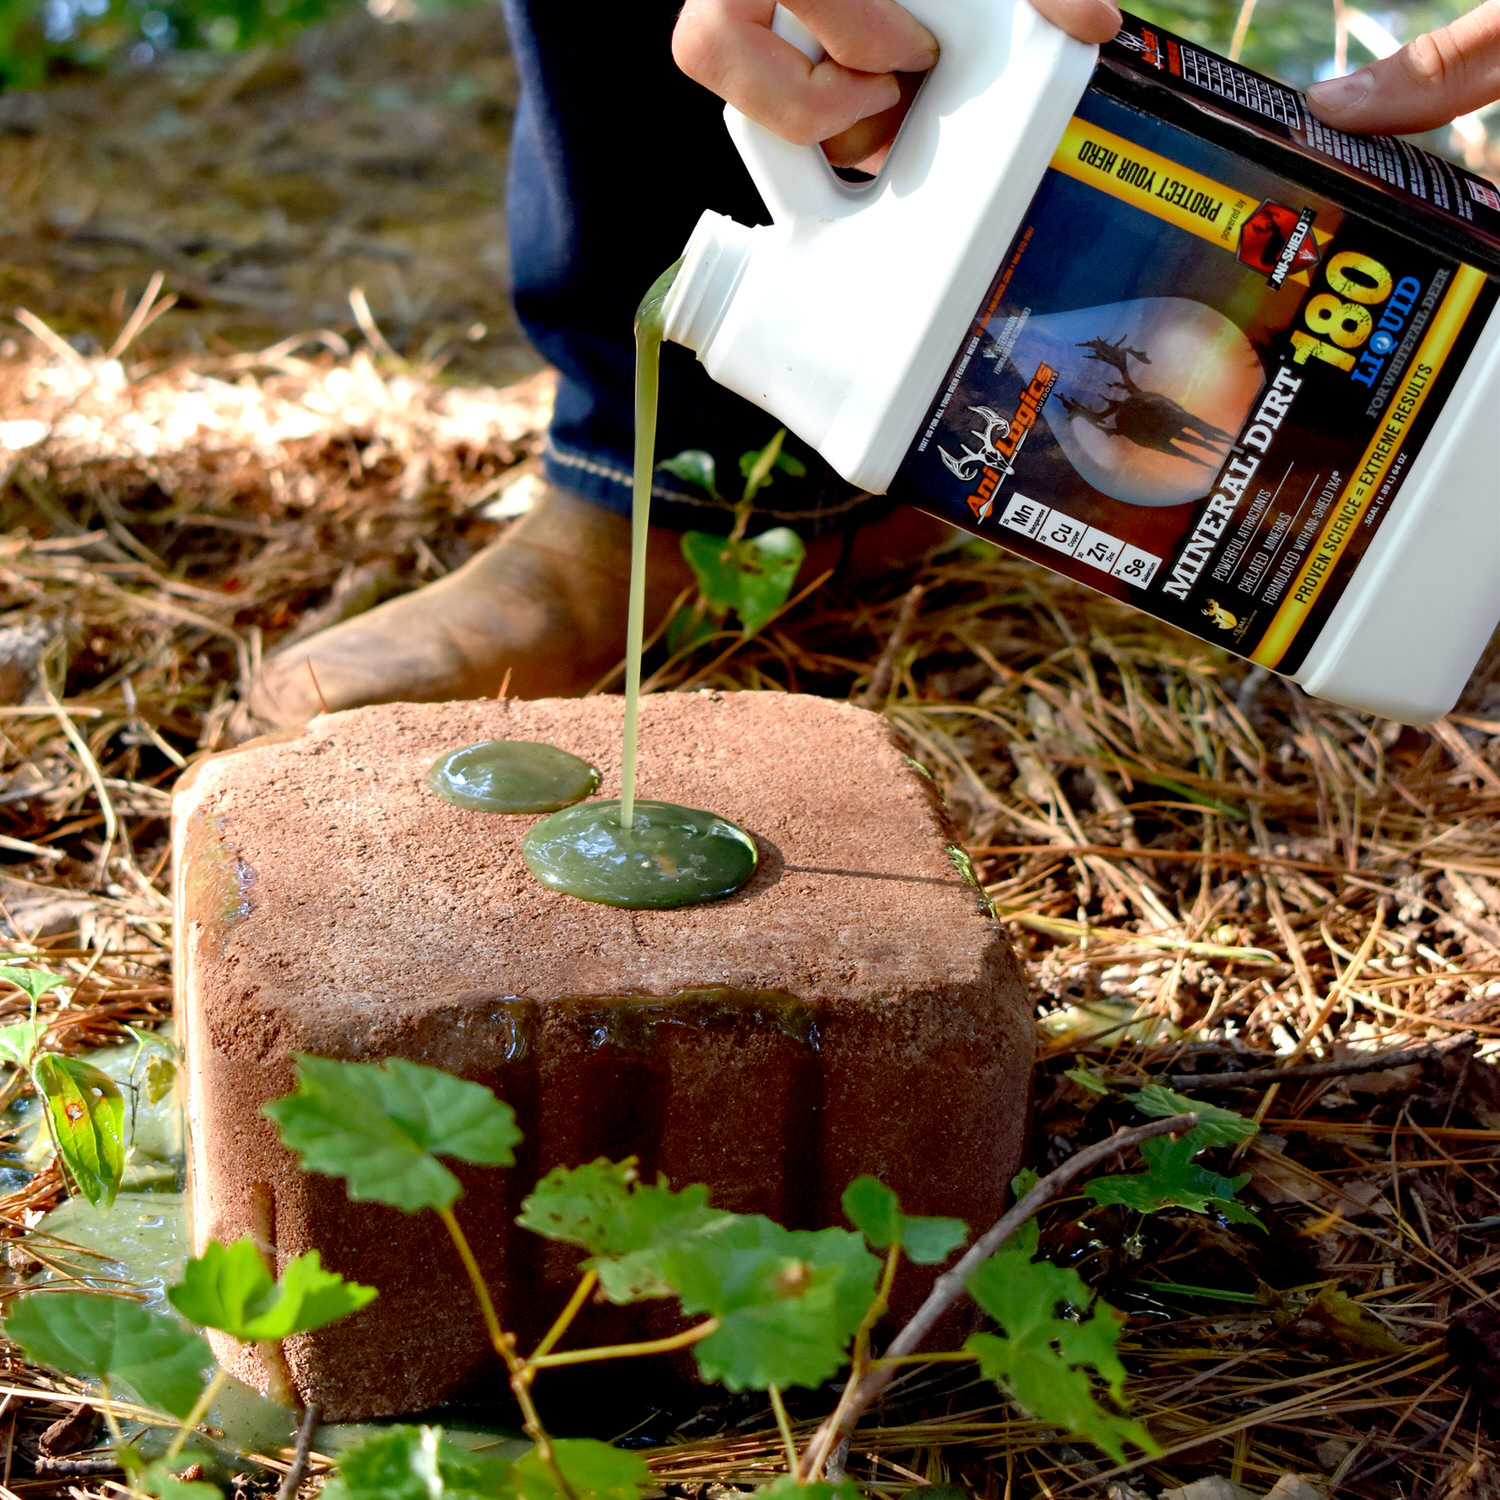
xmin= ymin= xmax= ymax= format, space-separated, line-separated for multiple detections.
xmin=233 ymin=484 xmax=953 ymax=737
xmin=234 ymin=485 xmax=697 ymax=735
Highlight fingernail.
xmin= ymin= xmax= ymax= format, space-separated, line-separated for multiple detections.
xmin=1308 ymin=69 xmax=1373 ymax=113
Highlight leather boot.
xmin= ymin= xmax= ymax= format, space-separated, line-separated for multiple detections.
xmin=233 ymin=485 xmax=953 ymax=736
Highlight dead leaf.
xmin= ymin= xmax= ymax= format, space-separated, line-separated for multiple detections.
xmin=1301 ymin=1284 xmax=1412 ymax=1356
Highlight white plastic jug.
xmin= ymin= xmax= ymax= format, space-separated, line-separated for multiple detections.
xmin=662 ymin=2 xmax=1500 ymax=724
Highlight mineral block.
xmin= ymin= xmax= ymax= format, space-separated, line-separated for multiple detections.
xmin=173 ymin=693 xmax=1033 ymax=1418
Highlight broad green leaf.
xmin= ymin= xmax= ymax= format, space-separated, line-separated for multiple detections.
xmin=5 ymin=1291 xmax=211 ymax=1418
xmin=1083 ymin=1133 xmax=1262 ymax=1227
xmin=756 ymin=1480 xmax=862 ymax=1500
xmin=35 ymin=1054 xmax=126 ymax=1209
xmin=1129 ymin=1086 xmax=1257 ymax=1149
xmin=965 ymin=1250 xmax=1157 ymax=1463
xmin=514 ymin=1439 xmax=652 ymax=1500
xmin=321 ymin=1425 xmax=516 ymax=1500
xmin=168 ymin=1236 xmax=377 ymax=1340
xmin=841 ymin=1176 xmax=967 ymax=1265
xmin=680 ymin=528 xmax=804 ymax=639
xmin=659 ymin=449 xmax=718 ymax=497
xmin=517 ymin=1158 xmax=730 ymax=1302
xmin=0 ymin=965 xmax=68 ymax=1002
xmin=263 ymin=1055 xmax=520 ymax=1214
xmin=144 ymin=1053 xmax=178 ymax=1105
xmin=657 ymin=1217 xmax=879 ymax=1391
xmin=0 ymin=1019 xmax=44 ymax=1068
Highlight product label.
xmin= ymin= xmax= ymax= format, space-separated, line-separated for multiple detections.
xmin=894 ymin=76 xmax=1497 ymax=674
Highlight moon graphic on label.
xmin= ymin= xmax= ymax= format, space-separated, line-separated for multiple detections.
xmin=990 ymin=297 xmax=1264 ymax=508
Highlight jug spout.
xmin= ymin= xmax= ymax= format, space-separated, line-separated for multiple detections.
xmin=663 ymin=212 xmax=753 ymax=357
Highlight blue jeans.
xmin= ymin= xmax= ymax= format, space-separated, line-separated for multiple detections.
xmin=498 ymin=0 xmax=891 ymax=539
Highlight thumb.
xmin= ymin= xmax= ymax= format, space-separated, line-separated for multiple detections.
xmin=1306 ymin=0 xmax=1500 ymax=134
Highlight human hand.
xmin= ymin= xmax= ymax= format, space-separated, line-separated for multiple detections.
xmin=672 ymin=0 xmax=1121 ymax=170
xmin=1306 ymin=0 xmax=1500 ymax=134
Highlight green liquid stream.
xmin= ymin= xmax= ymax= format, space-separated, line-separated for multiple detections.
xmin=522 ymin=799 xmax=758 ymax=909
xmin=428 ymin=740 xmax=600 ymax=814
xmin=420 ymin=265 xmax=756 ymax=908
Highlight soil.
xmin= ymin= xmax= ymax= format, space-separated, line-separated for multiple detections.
xmin=0 ymin=4 xmax=538 ymax=384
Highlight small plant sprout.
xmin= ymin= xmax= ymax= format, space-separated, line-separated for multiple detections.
xmin=660 ymin=430 xmax=809 ymax=653
xmin=5 ymin=1042 xmax=1265 ymax=1498
xmin=262 ymin=1053 xmax=1269 ymax=1492
xmin=2 ymin=1233 xmax=374 ymax=1496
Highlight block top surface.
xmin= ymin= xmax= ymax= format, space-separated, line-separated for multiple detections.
xmin=174 ymin=693 xmax=1011 ymax=1011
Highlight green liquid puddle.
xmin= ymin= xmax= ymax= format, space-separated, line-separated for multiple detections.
xmin=428 ymin=740 xmax=600 ymax=814
xmin=429 ymin=262 xmax=757 ymax=910
xmin=523 ymin=799 xmax=758 ymax=909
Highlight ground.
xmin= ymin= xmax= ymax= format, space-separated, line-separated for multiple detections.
xmin=0 ymin=10 xmax=1497 ymax=1500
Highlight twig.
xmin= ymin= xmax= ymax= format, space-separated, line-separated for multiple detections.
xmin=1156 ymin=1033 xmax=1474 ymax=1091
xmin=859 ymin=584 xmax=924 ymax=710
xmin=796 ymin=1112 xmax=1198 ymax=1479
xmin=275 ymin=1401 xmax=321 ymax=1500
xmin=32 ymin=1453 xmax=119 ymax=1476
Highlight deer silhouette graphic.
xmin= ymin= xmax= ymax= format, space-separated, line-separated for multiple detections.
xmin=1058 ymin=337 xmax=1231 ymax=466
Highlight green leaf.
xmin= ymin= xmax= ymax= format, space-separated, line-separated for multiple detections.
xmin=5 ymin=1291 xmax=211 ymax=1418
xmin=144 ymin=1052 xmax=178 ymax=1105
xmin=659 ymin=449 xmax=718 ymax=498
xmin=1063 ymin=1067 xmax=1111 ymax=1096
xmin=517 ymin=1158 xmax=730 ymax=1302
xmin=680 ymin=528 xmax=805 ymax=640
xmin=737 ymin=429 xmax=792 ymax=506
xmin=168 ymin=1236 xmax=377 ymax=1340
xmin=965 ymin=1250 xmax=1157 ymax=1463
xmin=321 ymin=1425 xmax=516 ymax=1500
xmin=514 ymin=1439 xmax=652 ymax=1500
xmin=34 ymin=1054 xmax=126 ymax=1209
xmin=841 ymin=1176 xmax=967 ymax=1265
xmin=263 ymin=1055 xmax=520 ymax=1214
xmin=656 ymin=1217 xmax=879 ymax=1391
xmin=0 ymin=965 xmax=68 ymax=1002
xmin=0 ymin=1019 xmax=44 ymax=1068
xmin=1129 ymin=1085 xmax=1257 ymax=1148
xmin=1083 ymin=1133 xmax=1262 ymax=1227
xmin=756 ymin=1480 xmax=862 ymax=1500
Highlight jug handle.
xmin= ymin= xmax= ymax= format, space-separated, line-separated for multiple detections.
xmin=723 ymin=0 xmax=971 ymax=226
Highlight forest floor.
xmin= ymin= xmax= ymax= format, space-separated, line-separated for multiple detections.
xmin=0 ymin=9 xmax=1497 ymax=1500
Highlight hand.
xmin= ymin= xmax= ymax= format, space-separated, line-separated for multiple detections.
xmin=1306 ymin=0 xmax=1500 ymax=134
xmin=672 ymin=0 xmax=1121 ymax=170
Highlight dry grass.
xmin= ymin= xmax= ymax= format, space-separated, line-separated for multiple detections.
xmin=0 ymin=300 xmax=1493 ymax=1499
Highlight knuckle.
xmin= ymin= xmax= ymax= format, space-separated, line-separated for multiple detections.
xmin=1401 ymin=30 xmax=1459 ymax=90
xmin=670 ymin=13 xmax=718 ymax=84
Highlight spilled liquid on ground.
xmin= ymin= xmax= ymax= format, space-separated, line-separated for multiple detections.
xmin=428 ymin=739 xmax=600 ymax=813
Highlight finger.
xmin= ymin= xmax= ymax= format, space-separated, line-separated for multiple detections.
xmin=821 ymin=71 xmax=925 ymax=169
xmin=674 ymin=0 xmax=903 ymax=145
xmin=782 ymin=0 xmax=938 ymax=74
xmin=1027 ymin=0 xmax=1122 ymax=45
xmin=1306 ymin=0 xmax=1500 ymax=133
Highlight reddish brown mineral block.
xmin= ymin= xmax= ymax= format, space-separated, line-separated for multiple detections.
xmin=173 ymin=693 xmax=1033 ymax=1419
